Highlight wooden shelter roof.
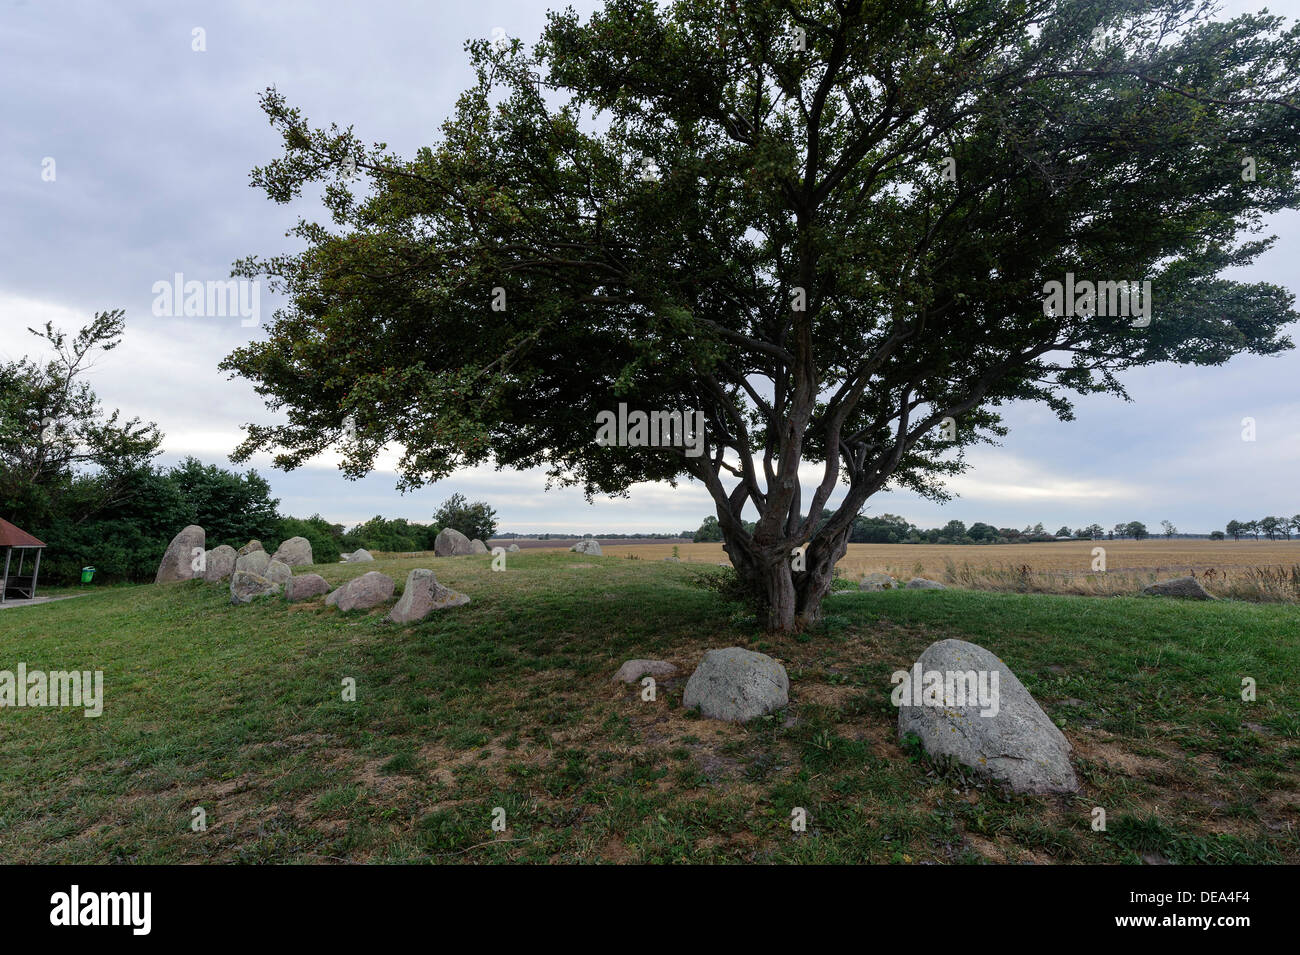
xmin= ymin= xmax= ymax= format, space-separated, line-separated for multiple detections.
xmin=0 ymin=518 xmax=45 ymax=548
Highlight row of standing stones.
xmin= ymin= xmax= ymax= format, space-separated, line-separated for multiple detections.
xmin=155 ymin=528 xmax=1204 ymax=794
xmin=152 ymin=525 xmax=476 ymax=624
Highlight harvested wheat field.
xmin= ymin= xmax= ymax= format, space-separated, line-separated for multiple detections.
xmin=573 ymin=539 xmax=1300 ymax=602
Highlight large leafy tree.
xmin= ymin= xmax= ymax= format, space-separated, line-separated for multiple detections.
xmin=222 ymin=0 xmax=1300 ymax=631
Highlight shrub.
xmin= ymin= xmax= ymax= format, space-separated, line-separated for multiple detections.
xmin=432 ymin=494 xmax=498 ymax=543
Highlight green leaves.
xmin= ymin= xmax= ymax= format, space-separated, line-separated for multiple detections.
xmin=0 ymin=310 xmax=162 ymax=524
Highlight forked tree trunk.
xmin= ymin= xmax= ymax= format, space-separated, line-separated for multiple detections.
xmin=795 ymin=525 xmax=852 ymax=627
xmin=721 ymin=520 xmax=854 ymax=632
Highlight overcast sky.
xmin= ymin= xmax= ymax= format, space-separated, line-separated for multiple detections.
xmin=3 ymin=0 xmax=1297 ymax=535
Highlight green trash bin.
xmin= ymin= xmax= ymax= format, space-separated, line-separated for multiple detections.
xmin=81 ymin=567 xmax=95 ymax=584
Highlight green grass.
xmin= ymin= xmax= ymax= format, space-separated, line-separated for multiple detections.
xmin=0 ymin=552 xmax=1296 ymax=863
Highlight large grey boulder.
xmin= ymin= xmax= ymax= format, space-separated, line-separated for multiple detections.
xmin=229 ymin=570 xmax=281 ymax=605
xmin=1143 ymin=576 xmax=1213 ymax=600
xmin=386 ymin=569 xmax=470 ymax=623
xmin=235 ymin=549 xmax=271 ymax=578
xmin=507 ymin=543 xmax=520 ymax=553
xmin=285 ymin=573 xmax=331 ymax=602
xmin=469 ymin=539 xmax=489 ymax=554
xmin=265 ymin=559 xmax=292 ymax=585
xmin=236 ymin=540 xmax=264 ymax=557
xmin=612 ymin=660 xmax=679 ymax=684
xmin=860 ymin=572 xmax=898 ymax=591
xmin=570 ymin=539 xmax=603 ymax=556
xmin=683 ymin=648 xmax=789 ymax=722
xmin=897 ymin=638 xmax=1078 ymax=794
xmin=155 ymin=525 xmax=206 ymax=584
xmin=326 ymin=571 xmax=395 ymax=612
xmin=434 ymin=528 xmax=472 ymax=557
xmin=906 ymin=577 xmax=946 ymax=590
xmin=202 ymin=544 xmax=237 ymax=583
xmin=342 ymin=548 xmax=374 ymax=563
xmin=271 ymin=536 xmax=313 ymax=567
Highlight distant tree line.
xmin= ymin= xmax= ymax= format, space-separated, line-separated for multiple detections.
xmin=495 ymin=532 xmax=686 ymax=540
xmin=689 ymin=514 xmax=1202 ymax=544
xmin=690 ymin=513 xmax=1112 ymax=544
xmin=1225 ymin=517 xmax=1300 ymax=541
xmin=847 ymin=516 xmax=1162 ymax=544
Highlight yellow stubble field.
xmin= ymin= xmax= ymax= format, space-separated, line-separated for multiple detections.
xmin=587 ymin=539 xmax=1300 ymax=600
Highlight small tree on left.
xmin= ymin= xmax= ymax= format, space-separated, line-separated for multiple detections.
xmin=0 ymin=310 xmax=162 ymax=525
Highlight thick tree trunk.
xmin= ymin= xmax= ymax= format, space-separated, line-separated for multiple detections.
xmin=721 ymin=534 xmax=794 ymax=630
xmin=721 ymin=518 xmax=853 ymax=633
xmin=793 ymin=525 xmax=850 ymax=628
xmin=761 ymin=553 xmax=797 ymax=631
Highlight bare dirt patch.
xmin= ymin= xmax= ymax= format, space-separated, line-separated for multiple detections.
xmin=1072 ymin=732 xmax=1170 ymax=776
